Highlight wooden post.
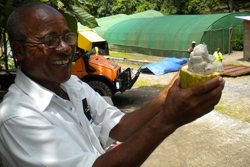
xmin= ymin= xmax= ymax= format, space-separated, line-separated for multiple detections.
xmin=244 ymin=20 xmax=250 ymax=59
xmin=228 ymin=27 xmax=233 ymax=55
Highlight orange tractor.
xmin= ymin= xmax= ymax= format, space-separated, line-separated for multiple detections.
xmin=71 ymin=29 xmax=141 ymax=98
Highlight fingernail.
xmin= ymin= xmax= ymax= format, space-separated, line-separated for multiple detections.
xmin=219 ymin=77 xmax=222 ymax=81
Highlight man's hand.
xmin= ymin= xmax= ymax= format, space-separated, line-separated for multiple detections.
xmin=162 ymin=76 xmax=225 ymax=128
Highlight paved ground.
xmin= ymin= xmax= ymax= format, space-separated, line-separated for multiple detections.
xmin=113 ymin=86 xmax=250 ymax=167
xmin=112 ymin=51 xmax=250 ymax=167
xmin=142 ymin=110 xmax=250 ymax=167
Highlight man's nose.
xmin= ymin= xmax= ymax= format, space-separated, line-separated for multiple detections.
xmin=55 ymin=39 xmax=72 ymax=54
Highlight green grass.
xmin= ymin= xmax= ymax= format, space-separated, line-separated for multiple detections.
xmin=133 ymin=78 xmax=167 ymax=90
xmin=224 ymin=61 xmax=242 ymax=66
xmin=118 ymin=62 xmax=141 ymax=69
xmin=109 ymin=51 xmax=165 ymax=62
xmin=215 ymin=100 xmax=250 ymax=123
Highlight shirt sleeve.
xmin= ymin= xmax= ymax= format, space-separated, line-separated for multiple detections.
xmin=213 ymin=51 xmax=217 ymax=57
xmin=219 ymin=53 xmax=223 ymax=59
xmin=81 ymin=82 xmax=125 ymax=148
xmin=0 ymin=113 xmax=99 ymax=167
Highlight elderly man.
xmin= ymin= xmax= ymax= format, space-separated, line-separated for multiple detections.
xmin=0 ymin=3 xmax=224 ymax=167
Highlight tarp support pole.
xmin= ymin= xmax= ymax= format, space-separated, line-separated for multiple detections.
xmin=210 ymin=30 xmax=211 ymax=53
xmin=223 ymin=29 xmax=224 ymax=54
xmin=228 ymin=27 xmax=233 ymax=55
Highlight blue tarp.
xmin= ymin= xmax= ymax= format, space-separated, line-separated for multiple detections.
xmin=141 ymin=57 xmax=188 ymax=76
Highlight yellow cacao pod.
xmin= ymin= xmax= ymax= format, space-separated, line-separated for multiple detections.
xmin=180 ymin=65 xmax=220 ymax=89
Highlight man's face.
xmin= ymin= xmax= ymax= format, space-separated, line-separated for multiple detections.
xmin=18 ymin=6 xmax=75 ymax=88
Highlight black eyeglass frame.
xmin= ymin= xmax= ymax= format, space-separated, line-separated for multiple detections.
xmin=15 ymin=32 xmax=77 ymax=48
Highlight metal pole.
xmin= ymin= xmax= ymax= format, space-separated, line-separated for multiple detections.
xmin=223 ymin=29 xmax=224 ymax=54
xmin=210 ymin=30 xmax=211 ymax=53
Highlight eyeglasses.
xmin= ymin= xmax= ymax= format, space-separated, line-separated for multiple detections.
xmin=16 ymin=32 xmax=77 ymax=48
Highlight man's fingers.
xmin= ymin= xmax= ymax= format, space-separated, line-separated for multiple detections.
xmin=190 ymin=76 xmax=224 ymax=96
xmin=163 ymin=76 xmax=224 ymax=128
xmin=171 ymin=77 xmax=224 ymax=114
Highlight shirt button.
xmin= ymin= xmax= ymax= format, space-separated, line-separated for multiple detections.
xmin=69 ymin=107 xmax=73 ymax=111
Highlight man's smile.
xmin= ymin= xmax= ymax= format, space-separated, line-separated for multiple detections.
xmin=51 ymin=57 xmax=71 ymax=66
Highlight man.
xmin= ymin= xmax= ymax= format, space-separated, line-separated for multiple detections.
xmin=187 ymin=41 xmax=196 ymax=54
xmin=213 ymin=48 xmax=223 ymax=63
xmin=0 ymin=3 xmax=224 ymax=167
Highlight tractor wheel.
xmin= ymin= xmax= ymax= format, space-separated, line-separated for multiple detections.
xmin=87 ymin=80 xmax=113 ymax=98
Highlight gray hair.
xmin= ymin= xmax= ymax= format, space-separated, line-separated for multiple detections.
xmin=6 ymin=2 xmax=43 ymax=43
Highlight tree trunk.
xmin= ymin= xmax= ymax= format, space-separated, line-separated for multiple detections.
xmin=229 ymin=0 xmax=233 ymax=12
xmin=3 ymin=32 xmax=8 ymax=71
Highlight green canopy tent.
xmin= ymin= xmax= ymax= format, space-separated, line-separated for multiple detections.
xmin=103 ymin=12 xmax=250 ymax=58
xmin=93 ymin=14 xmax=128 ymax=37
xmin=77 ymin=10 xmax=164 ymax=37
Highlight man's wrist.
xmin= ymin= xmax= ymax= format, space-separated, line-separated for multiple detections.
xmin=155 ymin=110 xmax=179 ymax=135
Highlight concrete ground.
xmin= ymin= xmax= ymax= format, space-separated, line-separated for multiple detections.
xmin=142 ymin=110 xmax=250 ymax=167
xmin=113 ymin=86 xmax=250 ymax=167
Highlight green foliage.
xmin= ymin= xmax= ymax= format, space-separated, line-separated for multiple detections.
xmin=47 ymin=0 xmax=98 ymax=29
xmin=0 ymin=51 xmax=15 ymax=69
xmin=206 ymin=0 xmax=220 ymax=10
xmin=232 ymin=34 xmax=243 ymax=51
xmin=83 ymin=0 xmax=249 ymax=16
xmin=185 ymin=0 xmax=207 ymax=14
xmin=134 ymin=0 xmax=154 ymax=13
xmin=0 ymin=0 xmax=98 ymax=34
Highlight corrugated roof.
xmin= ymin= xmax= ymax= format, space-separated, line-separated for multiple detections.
xmin=221 ymin=65 xmax=250 ymax=76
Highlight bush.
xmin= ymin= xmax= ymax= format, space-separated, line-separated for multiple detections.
xmin=232 ymin=34 xmax=243 ymax=51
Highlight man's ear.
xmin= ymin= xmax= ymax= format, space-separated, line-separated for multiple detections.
xmin=11 ymin=41 xmax=25 ymax=61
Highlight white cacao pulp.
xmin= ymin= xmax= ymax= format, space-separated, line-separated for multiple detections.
xmin=188 ymin=44 xmax=224 ymax=75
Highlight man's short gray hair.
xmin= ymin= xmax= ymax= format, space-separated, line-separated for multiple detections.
xmin=6 ymin=3 xmax=43 ymax=43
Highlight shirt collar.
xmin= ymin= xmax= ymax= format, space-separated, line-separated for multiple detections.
xmin=15 ymin=68 xmax=55 ymax=112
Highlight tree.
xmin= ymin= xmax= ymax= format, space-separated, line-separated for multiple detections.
xmin=111 ymin=0 xmax=134 ymax=15
xmin=161 ymin=0 xmax=187 ymax=14
xmin=205 ymin=0 xmax=220 ymax=11
xmin=184 ymin=0 xmax=207 ymax=14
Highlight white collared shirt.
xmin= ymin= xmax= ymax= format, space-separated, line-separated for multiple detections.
xmin=0 ymin=69 xmax=124 ymax=167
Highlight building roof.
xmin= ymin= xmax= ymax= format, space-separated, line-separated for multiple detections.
xmin=235 ymin=16 xmax=250 ymax=21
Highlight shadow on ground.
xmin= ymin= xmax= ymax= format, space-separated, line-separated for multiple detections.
xmin=112 ymin=86 xmax=250 ymax=167
xmin=113 ymin=86 xmax=160 ymax=114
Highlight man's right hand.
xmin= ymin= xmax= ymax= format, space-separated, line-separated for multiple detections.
xmin=162 ymin=76 xmax=225 ymax=128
